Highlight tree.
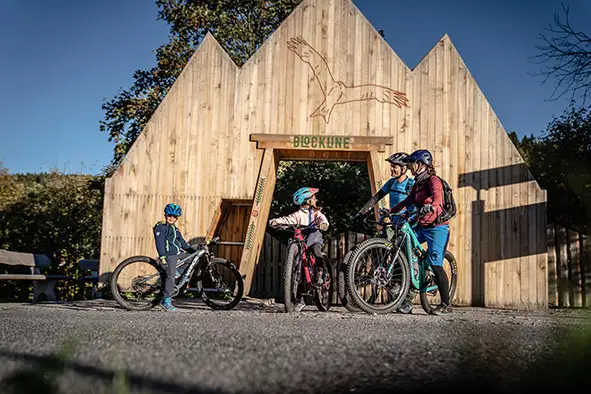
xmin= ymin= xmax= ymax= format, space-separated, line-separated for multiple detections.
xmin=0 ymin=171 xmax=104 ymax=300
xmin=531 ymin=3 xmax=591 ymax=104
xmin=268 ymin=160 xmax=373 ymax=241
xmin=513 ymin=103 xmax=591 ymax=234
xmin=101 ymin=0 xmax=303 ymax=167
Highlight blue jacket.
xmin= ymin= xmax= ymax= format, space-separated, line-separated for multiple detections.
xmin=153 ymin=221 xmax=191 ymax=258
xmin=380 ymin=177 xmax=415 ymax=209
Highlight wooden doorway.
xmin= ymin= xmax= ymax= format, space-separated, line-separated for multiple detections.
xmin=235 ymin=133 xmax=393 ymax=295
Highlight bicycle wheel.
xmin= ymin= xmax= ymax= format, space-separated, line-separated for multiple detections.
xmin=314 ymin=255 xmax=335 ymax=312
xmin=283 ymin=243 xmax=302 ymax=313
xmin=110 ymin=256 xmax=164 ymax=311
xmin=346 ymin=238 xmax=410 ymax=314
xmin=419 ymin=250 xmax=458 ymax=314
xmin=338 ymin=249 xmax=360 ymax=312
xmin=198 ymin=258 xmax=244 ymax=310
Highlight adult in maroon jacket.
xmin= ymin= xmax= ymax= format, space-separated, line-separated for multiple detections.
xmin=389 ymin=149 xmax=452 ymax=315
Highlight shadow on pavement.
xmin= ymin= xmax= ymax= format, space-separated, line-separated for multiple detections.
xmin=0 ymin=349 xmax=225 ymax=394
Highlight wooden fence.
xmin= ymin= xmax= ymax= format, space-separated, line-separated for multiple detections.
xmin=251 ymin=224 xmax=591 ymax=309
xmin=547 ymin=224 xmax=591 ymax=308
xmin=250 ymin=232 xmax=370 ymax=303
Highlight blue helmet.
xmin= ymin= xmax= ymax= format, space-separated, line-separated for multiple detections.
xmin=293 ymin=187 xmax=319 ymax=205
xmin=405 ymin=149 xmax=433 ymax=166
xmin=164 ymin=203 xmax=182 ymax=217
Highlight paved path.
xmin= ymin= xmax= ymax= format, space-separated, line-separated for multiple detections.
xmin=0 ymin=299 xmax=589 ymax=393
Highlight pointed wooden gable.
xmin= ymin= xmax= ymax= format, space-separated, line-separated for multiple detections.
xmin=101 ymin=0 xmax=548 ymax=309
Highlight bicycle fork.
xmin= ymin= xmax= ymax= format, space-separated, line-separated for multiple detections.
xmin=302 ymin=253 xmax=314 ymax=285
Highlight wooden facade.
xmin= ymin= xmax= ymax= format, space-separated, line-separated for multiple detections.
xmin=99 ymin=0 xmax=548 ymax=309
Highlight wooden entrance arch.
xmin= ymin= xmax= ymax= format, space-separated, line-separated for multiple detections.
xmin=225 ymin=134 xmax=393 ymax=294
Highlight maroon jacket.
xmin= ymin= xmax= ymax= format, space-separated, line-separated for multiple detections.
xmin=390 ymin=175 xmax=449 ymax=227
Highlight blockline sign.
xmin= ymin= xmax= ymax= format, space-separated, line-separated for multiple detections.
xmin=248 ymin=134 xmax=393 ymax=152
xmin=293 ymin=135 xmax=351 ymax=149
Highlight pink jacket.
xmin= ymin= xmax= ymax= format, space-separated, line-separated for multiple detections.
xmin=269 ymin=207 xmax=329 ymax=229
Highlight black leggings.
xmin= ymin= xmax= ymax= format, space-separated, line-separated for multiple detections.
xmin=432 ymin=265 xmax=450 ymax=306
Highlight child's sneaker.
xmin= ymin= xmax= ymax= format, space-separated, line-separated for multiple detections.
xmin=295 ymin=300 xmax=306 ymax=312
xmin=160 ymin=297 xmax=177 ymax=312
xmin=396 ymin=300 xmax=413 ymax=314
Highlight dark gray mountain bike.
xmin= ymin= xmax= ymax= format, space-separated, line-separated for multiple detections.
xmin=110 ymin=236 xmax=244 ymax=311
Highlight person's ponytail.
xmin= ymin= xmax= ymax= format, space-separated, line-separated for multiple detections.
xmin=427 ymin=164 xmax=437 ymax=176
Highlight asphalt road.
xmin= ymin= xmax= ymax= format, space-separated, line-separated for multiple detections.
xmin=0 ymin=299 xmax=590 ymax=394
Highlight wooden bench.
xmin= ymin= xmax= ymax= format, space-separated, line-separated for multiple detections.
xmin=0 ymin=249 xmax=100 ymax=302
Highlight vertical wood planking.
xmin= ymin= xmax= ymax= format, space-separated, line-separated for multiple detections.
xmin=581 ymin=234 xmax=591 ymax=307
xmin=556 ymin=226 xmax=569 ymax=307
xmin=567 ymin=229 xmax=582 ymax=307
xmin=546 ymin=225 xmax=558 ymax=306
xmin=100 ymin=0 xmax=549 ymax=309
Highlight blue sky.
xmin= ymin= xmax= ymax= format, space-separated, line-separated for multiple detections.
xmin=0 ymin=0 xmax=590 ymax=175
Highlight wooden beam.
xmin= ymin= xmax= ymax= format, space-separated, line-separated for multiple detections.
xmin=276 ymin=149 xmax=368 ymax=162
xmin=367 ymin=151 xmax=385 ymax=220
xmin=250 ymin=134 xmax=392 ymax=152
xmin=206 ymin=198 xmax=236 ymax=240
xmin=0 ymin=274 xmax=47 ymax=280
xmin=239 ymin=148 xmax=278 ymax=295
xmin=205 ymin=198 xmax=224 ymax=240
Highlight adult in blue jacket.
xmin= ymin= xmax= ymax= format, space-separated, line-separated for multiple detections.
xmin=356 ymin=152 xmax=416 ymax=217
xmin=354 ymin=152 xmax=416 ymax=314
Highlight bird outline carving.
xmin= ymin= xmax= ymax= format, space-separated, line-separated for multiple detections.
xmin=287 ymin=37 xmax=409 ymax=123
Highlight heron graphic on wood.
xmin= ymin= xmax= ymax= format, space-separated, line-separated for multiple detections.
xmin=287 ymin=37 xmax=409 ymax=123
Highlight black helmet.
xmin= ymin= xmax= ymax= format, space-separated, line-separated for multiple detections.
xmin=385 ymin=152 xmax=409 ymax=165
xmin=406 ymin=149 xmax=433 ymax=166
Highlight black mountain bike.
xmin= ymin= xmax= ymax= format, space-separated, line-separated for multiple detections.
xmin=110 ymin=236 xmax=244 ymax=311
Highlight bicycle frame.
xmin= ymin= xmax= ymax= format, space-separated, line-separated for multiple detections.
xmin=288 ymin=227 xmax=318 ymax=289
xmin=276 ymin=223 xmax=327 ymax=291
xmin=369 ymin=215 xmax=439 ymax=294
xmin=135 ymin=238 xmax=216 ymax=291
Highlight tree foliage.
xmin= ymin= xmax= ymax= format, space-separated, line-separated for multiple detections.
xmin=268 ymin=161 xmax=372 ymax=241
xmin=101 ymin=0 xmax=302 ymax=167
xmin=0 ymin=169 xmax=104 ymax=300
xmin=512 ymin=103 xmax=591 ymax=234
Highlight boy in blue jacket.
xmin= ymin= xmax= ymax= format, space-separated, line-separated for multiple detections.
xmin=153 ymin=203 xmax=195 ymax=312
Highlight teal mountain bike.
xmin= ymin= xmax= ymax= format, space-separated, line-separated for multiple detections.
xmin=345 ymin=212 xmax=457 ymax=315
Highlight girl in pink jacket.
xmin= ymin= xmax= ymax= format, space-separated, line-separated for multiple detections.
xmin=268 ymin=187 xmax=329 ymax=261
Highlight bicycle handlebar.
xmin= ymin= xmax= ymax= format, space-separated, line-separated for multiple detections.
xmin=270 ymin=223 xmax=318 ymax=231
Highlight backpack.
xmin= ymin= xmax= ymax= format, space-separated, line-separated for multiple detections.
xmin=434 ymin=176 xmax=457 ymax=224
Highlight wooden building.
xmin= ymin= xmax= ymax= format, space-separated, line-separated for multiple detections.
xmin=99 ymin=0 xmax=548 ymax=309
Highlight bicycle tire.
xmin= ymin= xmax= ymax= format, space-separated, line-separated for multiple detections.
xmin=338 ymin=237 xmax=380 ymax=312
xmin=314 ymin=256 xmax=334 ymax=312
xmin=419 ymin=250 xmax=458 ymax=314
xmin=346 ymin=238 xmax=410 ymax=314
xmin=198 ymin=258 xmax=244 ymax=311
xmin=283 ymin=243 xmax=301 ymax=313
xmin=110 ymin=255 xmax=164 ymax=311
xmin=338 ymin=249 xmax=360 ymax=312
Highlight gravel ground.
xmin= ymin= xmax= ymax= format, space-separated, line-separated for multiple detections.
xmin=0 ymin=298 xmax=590 ymax=394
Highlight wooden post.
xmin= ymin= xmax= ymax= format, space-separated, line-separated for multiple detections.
xmin=567 ymin=229 xmax=582 ymax=307
xmin=367 ymin=151 xmax=385 ymax=220
xmin=205 ymin=198 xmax=224 ymax=239
xmin=581 ymin=234 xmax=591 ymax=308
xmin=239 ymin=148 xmax=278 ymax=296
xmin=546 ymin=224 xmax=558 ymax=307
xmin=556 ymin=226 xmax=569 ymax=307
